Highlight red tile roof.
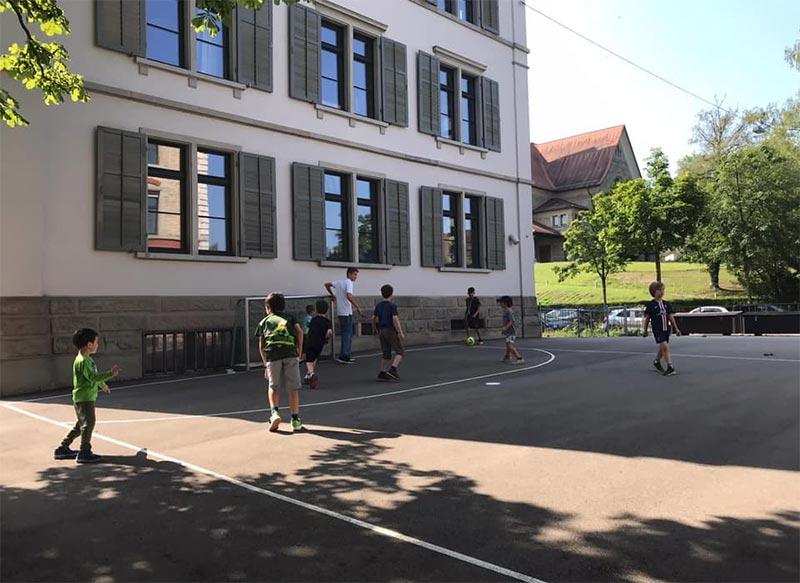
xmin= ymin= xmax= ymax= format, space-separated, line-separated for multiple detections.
xmin=534 ymin=197 xmax=588 ymax=213
xmin=531 ymin=125 xmax=626 ymax=192
xmin=532 ymin=220 xmax=563 ymax=238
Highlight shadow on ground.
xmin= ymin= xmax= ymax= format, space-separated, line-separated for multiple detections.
xmin=3 ymin=430 xmax=798 ymax=582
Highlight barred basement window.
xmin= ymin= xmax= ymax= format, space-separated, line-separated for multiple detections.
xmin=143 ymin=329 xmax=232 ymax=376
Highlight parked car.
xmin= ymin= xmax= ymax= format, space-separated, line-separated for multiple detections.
xmin=543 ymin=309 xmax=595 ymax=330
xmin=604 ymin=307 xmax=645 ymax=331
xmin=689 ymin=306 xmax=730 ymax=313
xmin=736 ymin=304 xmax=786 ymax=313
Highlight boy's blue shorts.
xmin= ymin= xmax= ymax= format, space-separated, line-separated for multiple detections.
xmin=654 ymin=331 xmax=670 ymax=344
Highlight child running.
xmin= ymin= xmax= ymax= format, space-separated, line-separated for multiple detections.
xmin=303 ymin=299 xmax=333 ymax=389
xmin=256 ymin=292 xmax=306 ymax=432
xmin=497 ymin=296 xmax=525 ymax=365
xmin=643 ymin=281 xmax=682 ymax=376
xmin=373 ymin=284 xmax=405 ymax=381
xmin=53 ymin=328 xmax=120 ymax=463
xmin=464 ymin=286 xmax=484 ymax=345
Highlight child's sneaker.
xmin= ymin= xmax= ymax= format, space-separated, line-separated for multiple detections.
xmin=377 ymin=371 xmax=391 ymax=381
xmin=268 ymin=411 xmax=282 ymax=432
xmin=653 ymin=359 xmax=664 ymax=373
xmin=76 ymin=450 xmax=102 ymax=464
xmin=513 ymin=357 xmax=525 ymax=365
xmin=302 ymin=374 xmax=311 ymax=386
xmin=291 ymin=417 xmax=305 ymax=432
xmin=386 ymin=367 xmax=400 ymax=381
xmin=53 ymin=446 xmax=78 ymax=460
xmin=663 ymin=365 xmax=676 ymax=376
xmin=309 ymin=373 xmax=319 ymax=390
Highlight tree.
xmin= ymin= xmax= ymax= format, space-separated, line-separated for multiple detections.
xmin=786 ymin=30 xmax=800 ymax=71
xmin=555 ymin=194 xmax=627 ymax=316
xmin=1 ymin=0 xmax=291 ymax=127
xmin=610 ymin=149 xmax=704 ymax=282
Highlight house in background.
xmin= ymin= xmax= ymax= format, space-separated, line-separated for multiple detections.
xmin=530 ymin=125 xmax=640 ymax=262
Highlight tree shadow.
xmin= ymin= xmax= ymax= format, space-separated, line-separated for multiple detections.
xmin=3 ymin=430 xmax=797 ymax=582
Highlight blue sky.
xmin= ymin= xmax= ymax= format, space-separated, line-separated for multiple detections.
xmin=525 ymin=0 xmax=800 ymax=172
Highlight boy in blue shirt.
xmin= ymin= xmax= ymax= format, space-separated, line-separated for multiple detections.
xmin=373 ymin=284 xmax=405 ymax=381
xmin=643 ymin=281 xmax=682 ymax=376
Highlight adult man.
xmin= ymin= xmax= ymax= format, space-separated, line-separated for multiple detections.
xmin=324 ymin=267 xmax=362 ymax=364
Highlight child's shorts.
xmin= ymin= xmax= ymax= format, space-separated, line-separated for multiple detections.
xmin=379 ymin=328 xmax=405 ymax=360
xmin=654 ymin=331 xmax=670 ymax=344
xmin=266 ymin=357 xmax=301 ymax=391
xmin=304 ymin=345 xmax=323 ymax=363
xmin=504 ymin=333 xmax=516 ymax=344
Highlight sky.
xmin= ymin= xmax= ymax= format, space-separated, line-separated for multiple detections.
xmin=525 ymin=0 xmax=800 ymax=173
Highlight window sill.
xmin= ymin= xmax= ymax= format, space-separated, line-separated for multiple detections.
xmin=315 ymin=104 xmax=389 ymax=134
xmin=135 ymin=252 xmax=249 ymax=264
xmin=438 ymin=267 xmax=492 ymax=274
xmin=435 ymin=136 xmax=489 ymax=158
xmin=135 ymin=57 xmax=247 ymax=98
xmin=319 ymin=260 xmax=392 ymax=270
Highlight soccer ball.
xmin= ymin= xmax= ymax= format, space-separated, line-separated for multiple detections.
xmin=466 ymin=336 xmax=476 ymax=346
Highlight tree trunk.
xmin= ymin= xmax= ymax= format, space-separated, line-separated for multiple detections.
xmin=708 ymin=261 xmax=721 ymax=289
xmin=601 ymin=276 xmax=608 ymax=336
xmin=655 ymin=255 xmax=662 ymax=282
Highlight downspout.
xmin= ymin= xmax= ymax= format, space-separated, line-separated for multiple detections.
xmin=511 ymin=0 xmax=527 ymax=336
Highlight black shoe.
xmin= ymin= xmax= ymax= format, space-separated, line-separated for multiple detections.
xmin=76 ymin=450 xmax=102 ymax=464
xmin=653 ymin=359 xmax=664 ymax=373
xmin=377 ymin=371 xmax=391 ymax=382
xmin=663 ymin=365 xmax=676 ymax=376
xmin=386 ymin=367 xmax=400 ymax=381
xmin=337 ymin=356 xmax=356 ymax=365
xmin=54 ymin=446 xmax=78 ymax=460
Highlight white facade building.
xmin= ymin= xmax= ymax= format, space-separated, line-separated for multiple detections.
xmin=0 ymin=0 xmax=538 ymax=394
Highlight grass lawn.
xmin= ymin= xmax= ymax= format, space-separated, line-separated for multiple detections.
xmin=535 ymin=262 xmax=746 ymax=306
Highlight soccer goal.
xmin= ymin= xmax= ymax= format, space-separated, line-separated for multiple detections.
xmin=230 ymin=294 xmax=337 ymax=371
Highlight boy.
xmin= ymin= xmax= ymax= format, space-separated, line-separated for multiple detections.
xmin=464 ymin=287 xmax=484 ymax=345
xmin=256 ymin=292 xmax=305 ymax=432
xmin=303 ymin=299 xmax=333 ymax=390
xmin=300 ymin=304 xmax=315 ymax=335
xmin=497 ymin=296 xmax=525 ymax=365
xmin=53 ymin=328 xmax=120 ymax=463
xmin=373 ymin=284 xmax=405 ymax=381
xmin=324 ymin=267 xmax=362 ymax=364
xmin=643 ymin=281 xmax=682 ymax=376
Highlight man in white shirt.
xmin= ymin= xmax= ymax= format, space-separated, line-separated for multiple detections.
xmin=324 ymin=267 xmax=362 ymax=364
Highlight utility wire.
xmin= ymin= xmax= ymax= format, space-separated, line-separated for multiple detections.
xmin=521 ymin=0 xmax=733 ymax=114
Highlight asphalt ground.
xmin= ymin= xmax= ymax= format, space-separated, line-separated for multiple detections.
xmin=2 ymin=335 xmax=799 ymax=582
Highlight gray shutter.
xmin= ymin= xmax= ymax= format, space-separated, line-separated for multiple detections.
xmin=480 ymin=0 xmax=499 ymax=34
xmin=289 ymin=3 xmax=321 ymax=103
xmin=420 ymin=186 xmax=443 ymax=267
xmin=239 ymin=153 xmax=276 ymax=258
xmin=96 ymin=127 xmax=146 ymax=252
xmin=485 ymin=197 xmax=506 ymax=270
xmin=292 ymin=162 xmax=325 ymax=261
xmin=417 ymin=51 xmax=440 ymax=136
xmin=385 ymin=180 xmax=410 ymax=266
xmin=237 ymin=2 xmax=273 ymax=91
xmin=380 ymin=38 xmax=408 ymax=127
xmin=480 ymin=76 xmax=501 ymax=152
xmin=96 ymin=0 xmax=145 ymax=56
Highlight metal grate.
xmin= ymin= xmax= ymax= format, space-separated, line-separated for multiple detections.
xmin=143 ymin=329 xmax=232 ymax=376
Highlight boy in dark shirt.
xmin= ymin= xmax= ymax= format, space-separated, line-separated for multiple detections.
xmin=303 ymin=299 xmax=333 ymax=390
xmin=373 ymin=284 xmax=405 ymax=381
xmin=465 ymin=287 xmax=484 ymax=345
xmin=643 ymin=281 xmax=682 ymax=376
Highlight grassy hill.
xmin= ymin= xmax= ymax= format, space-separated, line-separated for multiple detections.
xmin=535 ymin=262 xmax=746 ymax=306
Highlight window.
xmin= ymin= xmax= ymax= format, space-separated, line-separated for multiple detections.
xmin=321 ymin=21 xmax=345 ymax=109
xmin=439 ymin=66 xmax=456 ymax=140
xmin=560 ymin=213 xmax=567 ymax=225
xmin=460 ymin=74 xmax=477 ymax=145
xmin=324 ymin=172 xmax=349 ymax=261
xmin=458 ymin=0 xmax=477 ymax=23
xmin=442 ymin=192 xmax=460 ymax=267
xmin=356 ymin=178 xmax=379 ymax=263
xmin=352 ymin=33 xmax=375 ymax=118
xmin=146 ymin=142 xmax=186 ymax=252
xmin=196 ymin=9 xmax=227 ymax=78
xmin=436 ymin=0 xmax=453 ymax=12
xmin=552 ymin=216 xmax=558 ymax=227
xmin=464 ymin=195 xmax=481 ymax=268
xmin=146 ymin=0 xmax=184 ymax=67
xmin=196 ymin=150 xmax=231 ymax=254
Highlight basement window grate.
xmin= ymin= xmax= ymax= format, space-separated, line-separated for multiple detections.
xmin=143 ymin=329 xmax=232 ymax=376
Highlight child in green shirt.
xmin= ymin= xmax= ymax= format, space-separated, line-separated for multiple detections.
xmin=54 ymin=328 xmax=120 ymax=463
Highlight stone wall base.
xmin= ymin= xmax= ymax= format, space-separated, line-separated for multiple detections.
xmin=1 ymin=295 xmax=540 ymax=397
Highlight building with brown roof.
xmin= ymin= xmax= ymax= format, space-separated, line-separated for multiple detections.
xmin=531 ymin=125 xmax=640 ymax=262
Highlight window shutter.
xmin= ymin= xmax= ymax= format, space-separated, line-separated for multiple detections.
xmin=289 ymin=3 xmax=321 ymax=103
xmin=292 ymin=163 xmax=325 ymax=261
xmin=417 ymin=51 xmax=440 ymax=136
xmin=480 ymin=0 xmax=499 ymax=34
xmin=480 ymin=76 xmax=501 ymax=152
xmin=95 ymin=0 xmax=145 ymax=56
xmin=239 ymin=153 xmax=276 ymax=258
xmin=237 ymin=2 xmax=273 ymax=91
xmin=96 ymin=127 xmax=146 ymax=252
xmin=384 ymin=180 xmax=411 ymax=266
xmin=380 ymin=38 xmax=408 ymax=127
xmin=485 ymin=196 xmax=506 ymax=270
xmin=420 ymin=186 xmax=444 ymax=267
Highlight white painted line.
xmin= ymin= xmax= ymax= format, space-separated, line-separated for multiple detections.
xmin=485 ymin=382 xmax=501 ymax=386
xmin=494 ymin=345 xmax=800 ymax=363
xmin=1 ymin=402 xmax=546 ymax=583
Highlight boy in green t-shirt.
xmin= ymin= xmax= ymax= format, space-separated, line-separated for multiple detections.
xmin=256 ymin=292 xmax=305 ymax=433
xmin=54 ymin=328 xmax=120 ymax=463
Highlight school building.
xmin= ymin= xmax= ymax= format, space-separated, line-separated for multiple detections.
xmin=0 ymin=0 xmax=539 ymax=395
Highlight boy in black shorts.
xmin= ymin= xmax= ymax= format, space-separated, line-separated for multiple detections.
xmin=373 ymin=284 xmax=405 ymax=381
xmin=303 ymin=299 xmax=333 ymax=389
xmin=465 ymin=287 xmax=484 ymax=344
xmin=643 ymin=281 xmax=682 ymax=376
